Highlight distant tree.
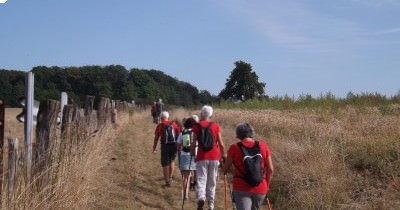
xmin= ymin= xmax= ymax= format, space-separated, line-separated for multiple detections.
xmin=219 ymin=61 xmax=265 ymax=101
xmin=199 ymin=90 xmax=215 ymax=105
xmin=129 ymin=69 xmax=159 ymax=101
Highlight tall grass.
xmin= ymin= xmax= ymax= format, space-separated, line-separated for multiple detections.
xmin=216 ymin=92 xmax=400 ymax=113
xmin=3 ymin=108 xmax=131 ymax=209
xmin=213 ymin=106 xmax=400 ymax=209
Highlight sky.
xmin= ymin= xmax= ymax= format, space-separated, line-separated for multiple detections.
xmin=1 ymin=0 xmax=399 ymax=98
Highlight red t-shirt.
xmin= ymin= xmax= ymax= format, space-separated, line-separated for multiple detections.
xmin=228 ymin=140 xmax=270 ymax=194
xmin=155 ymin=120 xmax=180 ymax=143
xmin=192 ymin=120 xmax=221 ymax=161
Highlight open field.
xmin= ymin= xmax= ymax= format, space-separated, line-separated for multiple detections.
xmin=4 ymin=108 xmax=24 ymax=142
xmin=3 ymin=106 xmax=400 ymax=209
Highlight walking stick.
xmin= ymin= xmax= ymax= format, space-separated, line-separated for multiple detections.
xmin=226 ymin=174 xmax=235 ymax=209
xmin=266 ymin=196 xmax=272 ymax=210
xmin=224 ymin=175 xmax=229 ymax=210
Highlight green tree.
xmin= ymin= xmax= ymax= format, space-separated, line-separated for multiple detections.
xmin=219 ymin=61 xmax=265 ymax=101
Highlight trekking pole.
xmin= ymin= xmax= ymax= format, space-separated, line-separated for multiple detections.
xmin=226 ymin=174 xmax=235 ymax=209
xmin=224 ymin=175 xmax=229 ymax=210
xmin=266 ymin=196 xmax=272 ymax=210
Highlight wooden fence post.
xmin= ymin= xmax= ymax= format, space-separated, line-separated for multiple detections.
xmin=97 ymin=97 xmax=110 ymax=128
xmin=61 ymin=104 xmax=81 ymax=160
xmin=8 ymin=137 xmax=18 ymax=210
xmin=84 ymin=96 xmax=95 ymax=134
xmin=35 ymin=99 xmax=60 ymax=190
xmin=0 ymin=100 xmax=4 ymax=208
xmin=84 ymin=95 xmax=94 ymax=117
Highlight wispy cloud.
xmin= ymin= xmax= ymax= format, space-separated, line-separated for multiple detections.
xmin=351 ymin=0 xmax=400 ymax=7
xmin=215 ymin=1 xmax=359 ymax=52
xmin=214 ymin=0 xmax=400 ymax=52
xmin=366 ymin=27 xmax=400 ymax=35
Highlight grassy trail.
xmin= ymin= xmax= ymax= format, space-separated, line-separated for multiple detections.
xmin=89 ymin=111 xmax=227 ymax=210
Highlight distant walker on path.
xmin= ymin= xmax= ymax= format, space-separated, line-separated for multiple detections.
xmin=155 ymin=98 xmax=164 ymax=124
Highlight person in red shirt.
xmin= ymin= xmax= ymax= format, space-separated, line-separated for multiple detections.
xmin=153 ymin=111 xmax=180 ymax=187
xmin=191 ymin=105 xmax=226 ymax=210
xmin=222 ymin=123 xmax=274 ymax=210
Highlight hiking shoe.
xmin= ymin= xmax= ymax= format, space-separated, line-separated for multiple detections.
xmin=164 ymin=181 xmax=171 ymax=187
xmin=190 ymin=181 xmax=196 ymax=191
xmin=197 ymin=200 xmax=205 ymax=210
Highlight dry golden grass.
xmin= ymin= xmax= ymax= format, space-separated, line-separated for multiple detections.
xmin=4 ymin=108 xmax=24 ymax=141
xmin=4 ymin=106 xmax=399 ymax=209
xmin=214 ymin=107 xmax=400 ymax=209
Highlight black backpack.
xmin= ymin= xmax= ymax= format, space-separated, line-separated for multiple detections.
xmin=199 ymin=122 xmax=214 ymax=151
xmin=236 ymin=141 xmax=263 ymax=186
xmin=163 ymin=123 xmax=176 ymax=144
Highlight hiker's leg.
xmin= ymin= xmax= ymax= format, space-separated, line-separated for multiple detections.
xmin=196 ymin=160 xmax=207 ymax=202
xmin=251 ymin=194 xmax=266 ymax=210
xmin=160 ymin=145 xmax=171 ymax=184
xmin=183 ymin=171 xmax=190 ymax=198
xmin=163 ymin=165 xmax=170 ymax=183
xmin=169 ymin=145 xmax=177 ymax=181
xmin=233 ymin=190 xmax=253 ymax=210
xmin=169 ymin=161 xmax=175 ymax=181
xmin=205 ymin=160 xmax=219 ymax=210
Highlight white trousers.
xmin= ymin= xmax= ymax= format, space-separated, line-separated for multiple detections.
xmin=196 ymin=160 xmax=219 ymax=209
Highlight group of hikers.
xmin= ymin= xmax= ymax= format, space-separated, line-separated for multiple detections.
xmin=151 ymin=104 xmax=274 ymax=210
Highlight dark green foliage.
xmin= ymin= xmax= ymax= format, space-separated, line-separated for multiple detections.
xmin=0 ymin=66 xmax=217 ymax=108
xmin=219 ymin=61 xmax=266 ymax=101
xmin=0 ymin=69 xmax=25 ymax=107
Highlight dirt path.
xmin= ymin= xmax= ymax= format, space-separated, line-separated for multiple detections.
xmin=89 ymin=111 xmax=227 ymax=210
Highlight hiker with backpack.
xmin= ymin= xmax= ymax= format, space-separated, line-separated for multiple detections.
xmin=177 ymin=117 xmax=197 ymax=207
xmin=222 ymin=123 xmax=274 ymax=210
xmin=191 ymin=105 xmax=226 ymax=210
xmin=153 ymin=111 xmax=180 ymax=187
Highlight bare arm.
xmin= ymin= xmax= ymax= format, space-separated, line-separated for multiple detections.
xmin=153 ymin=132 xmax=159 ymax=153
xmin=265 ymin=155 xmax=274 ymax=185
xmin=217 ymin=132 xmax=226 ymax=161
xmin=221 ymin=154 xmax=233 ymax=175
xmin=190 ymin=133 xmax=197 ymax=156
xmin=176 ymin=133 xmax=183 ymax=152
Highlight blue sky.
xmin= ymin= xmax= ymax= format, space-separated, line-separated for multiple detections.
xmin=1 ymin=0 xmax=399 ymax=97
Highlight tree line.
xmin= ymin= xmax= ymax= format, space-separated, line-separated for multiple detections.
xmin=4 ymin=61 xmax=394 ymax=110
xmin=0 ymin=65 xmax=216 ymax=107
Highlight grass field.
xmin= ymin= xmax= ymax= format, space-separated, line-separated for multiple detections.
xmin=3 ymin=106 xmax=400 ymax=209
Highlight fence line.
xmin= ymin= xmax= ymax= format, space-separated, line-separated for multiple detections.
xmin=1 ymin=95 xmax=136 ymax=209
